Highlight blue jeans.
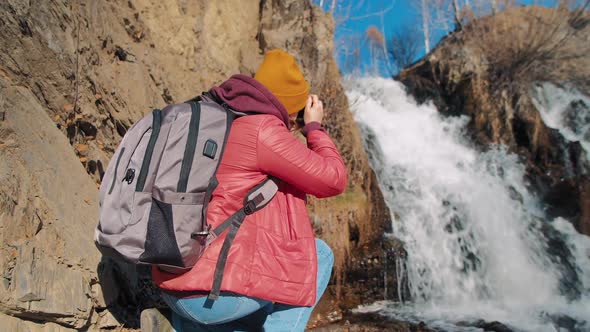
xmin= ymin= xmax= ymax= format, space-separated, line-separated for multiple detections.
xmin=161 ymin=239 xmax=334 ymax=332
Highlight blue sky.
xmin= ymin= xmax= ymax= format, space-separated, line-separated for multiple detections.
xmin=326 ymin=0 xmax=430 ymax=76
xmin=312 ymin=0 xmax=575 ymax=76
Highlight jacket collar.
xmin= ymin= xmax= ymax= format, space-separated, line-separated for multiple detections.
xmin=209 ymin=74 xmax=290 ymax=129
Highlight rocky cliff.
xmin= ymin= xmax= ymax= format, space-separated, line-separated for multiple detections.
xmin=0 ymin=0 xmax=392 ymax=330
xmin=399 ymin=5 xmax=590 ymax=236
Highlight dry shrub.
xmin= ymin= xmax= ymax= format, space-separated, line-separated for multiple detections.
xmin=463 ymin=4 xmax=590 ymax=93
xmin=388 ymin=26 xmax=421 ymax=72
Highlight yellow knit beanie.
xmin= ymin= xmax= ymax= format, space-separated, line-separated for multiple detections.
xmin=254 ymin=49 xmax=310 ymax=115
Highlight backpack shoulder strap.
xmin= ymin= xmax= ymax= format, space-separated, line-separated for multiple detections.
xmin=205 ymin=177 xmax=279 ymax=301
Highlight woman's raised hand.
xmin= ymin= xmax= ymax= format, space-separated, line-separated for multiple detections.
xmin=304 ymin=94 xmax=324 ymax=125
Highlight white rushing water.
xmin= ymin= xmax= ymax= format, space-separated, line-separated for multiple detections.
xmin=533 ymin=82 xmax=590 ymax=161
xmin=345 ymin=77 xmax=590 ymax=332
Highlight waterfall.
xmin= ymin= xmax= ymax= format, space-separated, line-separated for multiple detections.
xmin=345 ymin=77 xmax=590 ymax=332
xmin=532 ymin=82 xmax=590 ymax=162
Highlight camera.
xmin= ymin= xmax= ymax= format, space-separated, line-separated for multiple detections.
xmin=296 ymin=109 xmax=305 ymax=127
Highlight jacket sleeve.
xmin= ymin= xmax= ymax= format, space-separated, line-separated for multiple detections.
xmin=257 ymin=117 xmax=347 ymax=198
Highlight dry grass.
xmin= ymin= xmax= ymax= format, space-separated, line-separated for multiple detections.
xmin=462 ymin=4 xmax=590 ymax=93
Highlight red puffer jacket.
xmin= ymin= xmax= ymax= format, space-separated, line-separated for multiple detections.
xmin=152 ymin=75 xmax=347 ymax=306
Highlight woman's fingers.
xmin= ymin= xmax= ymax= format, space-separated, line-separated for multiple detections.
xmin=312 ymin=94 xmax=319 ymax=107
xmin=304 ymin=94 xmax=324 ymax=125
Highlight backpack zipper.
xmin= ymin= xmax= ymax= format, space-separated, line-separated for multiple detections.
xmin=135 ymin=109 xmax=162 ymax=192
xmin=108 ymin=147 xmax=126 ymax=195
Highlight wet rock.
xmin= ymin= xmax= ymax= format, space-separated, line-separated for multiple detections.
xmin=479 ymin=321 xmax=514 ymax=332
xmin=547 ymin=313 xmax=588 ymax=332
xmin=563 ymin=99 xmax=590 ymax=137
xmin=309 ymin=312 xmax=434 ymax=332
xmin=538 ymin=221 xmax=583 ymax=301
xmin=338 ymin=235 xmax=408 ymax=308
xmin=457 ymin=319 xmax=514 ymax=332
xmin=543 ymin=178 xmax=582 ymax=222
xmin=508 ymin=186 xmax=524 ymax=204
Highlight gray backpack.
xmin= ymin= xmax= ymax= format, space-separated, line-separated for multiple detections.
xmin=95 ymin=93 xmax=278 ymax=300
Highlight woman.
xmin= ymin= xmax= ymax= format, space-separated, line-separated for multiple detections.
xmin=149 ymin=49 xmax=347 ymax=331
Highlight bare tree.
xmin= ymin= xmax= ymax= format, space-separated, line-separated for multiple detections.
xmin=332 ymin=0 xmax=409 ymax=76
xmin=378 ymin=7 xmax=393 ymax=72
xmin=442 ymin=0 xmax=517 ymax=29
xmin=414 ymin=0 xmax=457 ymax=52
xmin=330 ymin=0 xmax=337 ymax=13
xmin=338 ymin=32 xmax=364 ymax=74
xmin=365 ymin=26 xmax=388 ymax=74
xmin=387 ymin=26 xmax=421 ymax=73
xmin=348 ymin=2 xmax=396 ymax=73
xmin=452 ymin=0 xmax=463 ymax=28
xmin=491 ymin=0 xmax=498 ymax=14
xmin=415 ymin=0 xmax=454 ymax=53
xmin=420 ymin=0 xmax=431 ymax=52
xmin=467 ymin=0 xmax=515 ymax=16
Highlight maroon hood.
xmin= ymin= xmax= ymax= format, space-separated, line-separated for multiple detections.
xmin=209 ymin=74 xmax=290 ymax=129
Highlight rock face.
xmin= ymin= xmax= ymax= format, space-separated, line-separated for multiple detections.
xmin=0 ymin=0 xmax=391 ymax=329
xmin=398 ymin=6 xmax=590 ymax=235
xmin=0 ymin=84 xmax=99 ymax=329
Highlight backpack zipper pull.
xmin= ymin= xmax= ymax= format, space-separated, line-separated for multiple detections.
xmin=123 ymin=168 xmax=135 ymax=184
